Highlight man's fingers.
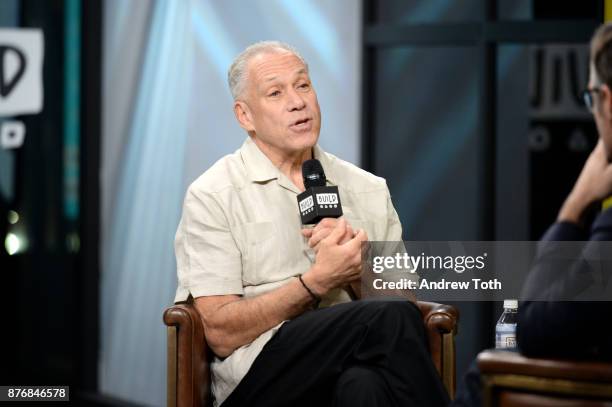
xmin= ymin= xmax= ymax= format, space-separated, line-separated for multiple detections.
xmin=345 ymin=228 xmax=368 ymax=252
xmin=351 ymin=251 xmax=362 ymax=267
xmin=311 ymin=218 xmax=339 ymax=238
xmin=323 ymin=218 xmax=346 ymax=245
xmin=311 ymin=218 xmax=353 ymax=236
xmin=309 ymin=228 xmax=328 ymax=248
xmin=354 ymin=228 xmax=368 ymax=242
xmin=317 ymin=218 xmax=337 ymax=229
xmin=309 ymin=221 xmax=355 ymax=248
xmin=301 ymin=228 xmax=313 ymax=238
xmin=338 ymin=224 xmax=354 ymax=245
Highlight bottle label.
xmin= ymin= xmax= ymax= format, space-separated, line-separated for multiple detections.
xmin=495 ymin=323 xmax=517 ymax=349
xmin=495 ymin=333 xmax=516 ymax=349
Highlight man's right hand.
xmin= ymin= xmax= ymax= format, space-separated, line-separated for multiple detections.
xmin=302 ymin=218 xmax=368 ymax=296
xmin=301 ymin=217 xmax=355 ymax=253
xmin=558 ymin=140 xmax=612 ymax=224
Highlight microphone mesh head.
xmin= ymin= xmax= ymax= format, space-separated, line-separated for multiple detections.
xmin=302 ymin=159 xmax=326 ymax=188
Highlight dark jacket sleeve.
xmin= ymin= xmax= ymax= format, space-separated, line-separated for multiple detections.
xmin=517 ymin=207 xmax=612 ymax=361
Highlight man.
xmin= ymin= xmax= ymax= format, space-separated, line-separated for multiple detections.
xmin=452 ymin=22 xmax=612 ymax=407
xmin=516 ymin=22 xmax=612 ymax=360
xmin=174 ymin=41 xmax=446 ymax=406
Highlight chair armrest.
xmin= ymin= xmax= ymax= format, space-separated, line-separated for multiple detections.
xmin=478 ymin=350 xmax=612 ymax=383
xmin=478 ymin=350 xmax=612 ymax=405
xmin=417 ymin=301 xmax=459 ymax=398
xmin=163 ymin=303 xmax=211 ymax=407
xmin=416 ymin=301 xmax=459 ymax=365
xmin=417 ymin=301 xmax=459 ymax=335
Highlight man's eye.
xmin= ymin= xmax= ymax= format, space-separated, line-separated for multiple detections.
xmin=269 ymin=90 xmax=280 ymax=97
xmin=298 ymin=83 xmax=310 ymax=89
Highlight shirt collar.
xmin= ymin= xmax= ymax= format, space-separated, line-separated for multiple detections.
xmin=313 ymin=143 xmax=337 ymax=186
xmin=240 ymin=136 xmax=337 ymax=186
xmin=240 ymin=137 xmax=280 ymax=182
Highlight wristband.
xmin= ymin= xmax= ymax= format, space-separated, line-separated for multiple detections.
xmin=298 ymin=275 xmax=321 ymax=308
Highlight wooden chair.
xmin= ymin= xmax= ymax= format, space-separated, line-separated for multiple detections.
xmin=163 ymin=299 xmax=459 ymax=407
xmin=478 ymin=350 xmax=612 ymax=406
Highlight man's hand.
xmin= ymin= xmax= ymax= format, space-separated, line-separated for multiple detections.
xmin=301 ymin=217 xmax=355 ymax=252
xmin=301 ymin=218 xmax=368 ymax=296
xmin=558 ymin=140 xmax=612 ymax=224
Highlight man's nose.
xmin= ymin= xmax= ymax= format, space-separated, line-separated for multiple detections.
xmin=286 ymin=88 xmax=306 ymax=111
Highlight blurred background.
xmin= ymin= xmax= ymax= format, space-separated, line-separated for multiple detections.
xmin=0 ymin=0 xmax=607 ymax=405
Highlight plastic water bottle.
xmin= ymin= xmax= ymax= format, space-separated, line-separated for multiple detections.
xmin=495 ymin=299 xmax=518 ymax=349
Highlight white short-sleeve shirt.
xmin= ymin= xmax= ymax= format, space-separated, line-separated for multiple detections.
xmin=174 ymin=137 xmax=403 ymax=405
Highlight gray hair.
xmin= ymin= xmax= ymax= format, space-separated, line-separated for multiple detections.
xmin=227 ymin=41 xmax=308 ymax=100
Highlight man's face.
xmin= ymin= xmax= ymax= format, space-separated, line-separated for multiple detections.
xmin=589 ymin=65 xmax=612 ymax=158
xmin=237 ymin=51 xmax=321 ymax=157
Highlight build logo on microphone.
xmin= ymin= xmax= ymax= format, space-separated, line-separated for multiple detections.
xmin=0 ymin=28 xmax=44 ymax=149
xmin=299 ymin=196 xmax=314 ymax=215
xmin=316 ymin=193 xmax=338 ymax=208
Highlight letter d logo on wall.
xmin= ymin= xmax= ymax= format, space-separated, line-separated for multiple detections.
xmin=0 ymin=29 xmax=44 ymax=116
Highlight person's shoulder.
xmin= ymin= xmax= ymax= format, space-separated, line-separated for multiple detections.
xmin=324 ymin=151 xmax=388 ymax=193
xmin=187 ymin=149 xmax=247 ymax=198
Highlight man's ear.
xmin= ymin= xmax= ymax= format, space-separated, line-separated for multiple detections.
xmin=234 ymin=101 xmax=255 ymax=132
xmin=600 ymin=84 xmax=612 ymax=121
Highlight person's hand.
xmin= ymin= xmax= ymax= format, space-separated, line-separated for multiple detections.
xmin=558 ymin=139 xmax=612 ymax=224
xmin=301 ymin=217 xmax=355 ymax=253
xmin=301 ymin=218 xmax=368 ymax=296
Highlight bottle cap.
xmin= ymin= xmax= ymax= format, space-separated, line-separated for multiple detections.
xmin=504 ymin=299 xmax=518 ymax=309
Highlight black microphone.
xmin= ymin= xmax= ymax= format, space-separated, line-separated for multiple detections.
xmin=297 ymin=159 xmax=343 ymax=224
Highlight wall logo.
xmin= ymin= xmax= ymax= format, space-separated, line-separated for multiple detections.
xmin=0 ymin=29 xmax=43 ymax=115
xmin=1 ymin=44 xmax=25 ymax=98
xmin=1 ymin=120 xmax=25 ymax=149
xmin=529 ymin=44 xmax=589 ymax=119
xmin=0 ymin=29 xmax=44 ymax=150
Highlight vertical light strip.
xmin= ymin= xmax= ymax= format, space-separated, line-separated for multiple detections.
xmin=63 ymin=0 xmax=80 ymax=221
xmin=277 ymin=0 xmax=341 ymax=79
xmin=190 ymin=1 xmax=235 ymax=80
xmin=103 ymin=0 xmax=174 ymax=398
xmin=100 ymin=0 xmax=193 ymax=404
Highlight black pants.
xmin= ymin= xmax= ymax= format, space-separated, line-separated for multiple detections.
xmin=450 ymin=358 xmax=483 ymax=407
xmin=221 ymin=299 xmax=450 ymax=407
xmin=451 ymin=349 xmax=523 ymax=407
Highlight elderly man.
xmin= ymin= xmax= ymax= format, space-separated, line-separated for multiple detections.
xmin=174 ymin=41 xmax=447 ymax=407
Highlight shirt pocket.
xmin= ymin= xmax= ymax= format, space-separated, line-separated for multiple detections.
xmin=234 ymin=221 xmax=279 ymax=285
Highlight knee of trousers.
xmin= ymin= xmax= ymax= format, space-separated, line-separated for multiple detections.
xmin=336 ymin=366 xmax=382 ymax=390
xmin=334 ymin=367 xmax=395 ymax=407
xmin=361 ymin=299 xmax=422 ymax=329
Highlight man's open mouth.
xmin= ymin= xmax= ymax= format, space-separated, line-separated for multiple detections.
xmin=292 ymin=118 xmax=310 ymax=126
xmin=289 ymin=117 xmax=312 ymax=132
